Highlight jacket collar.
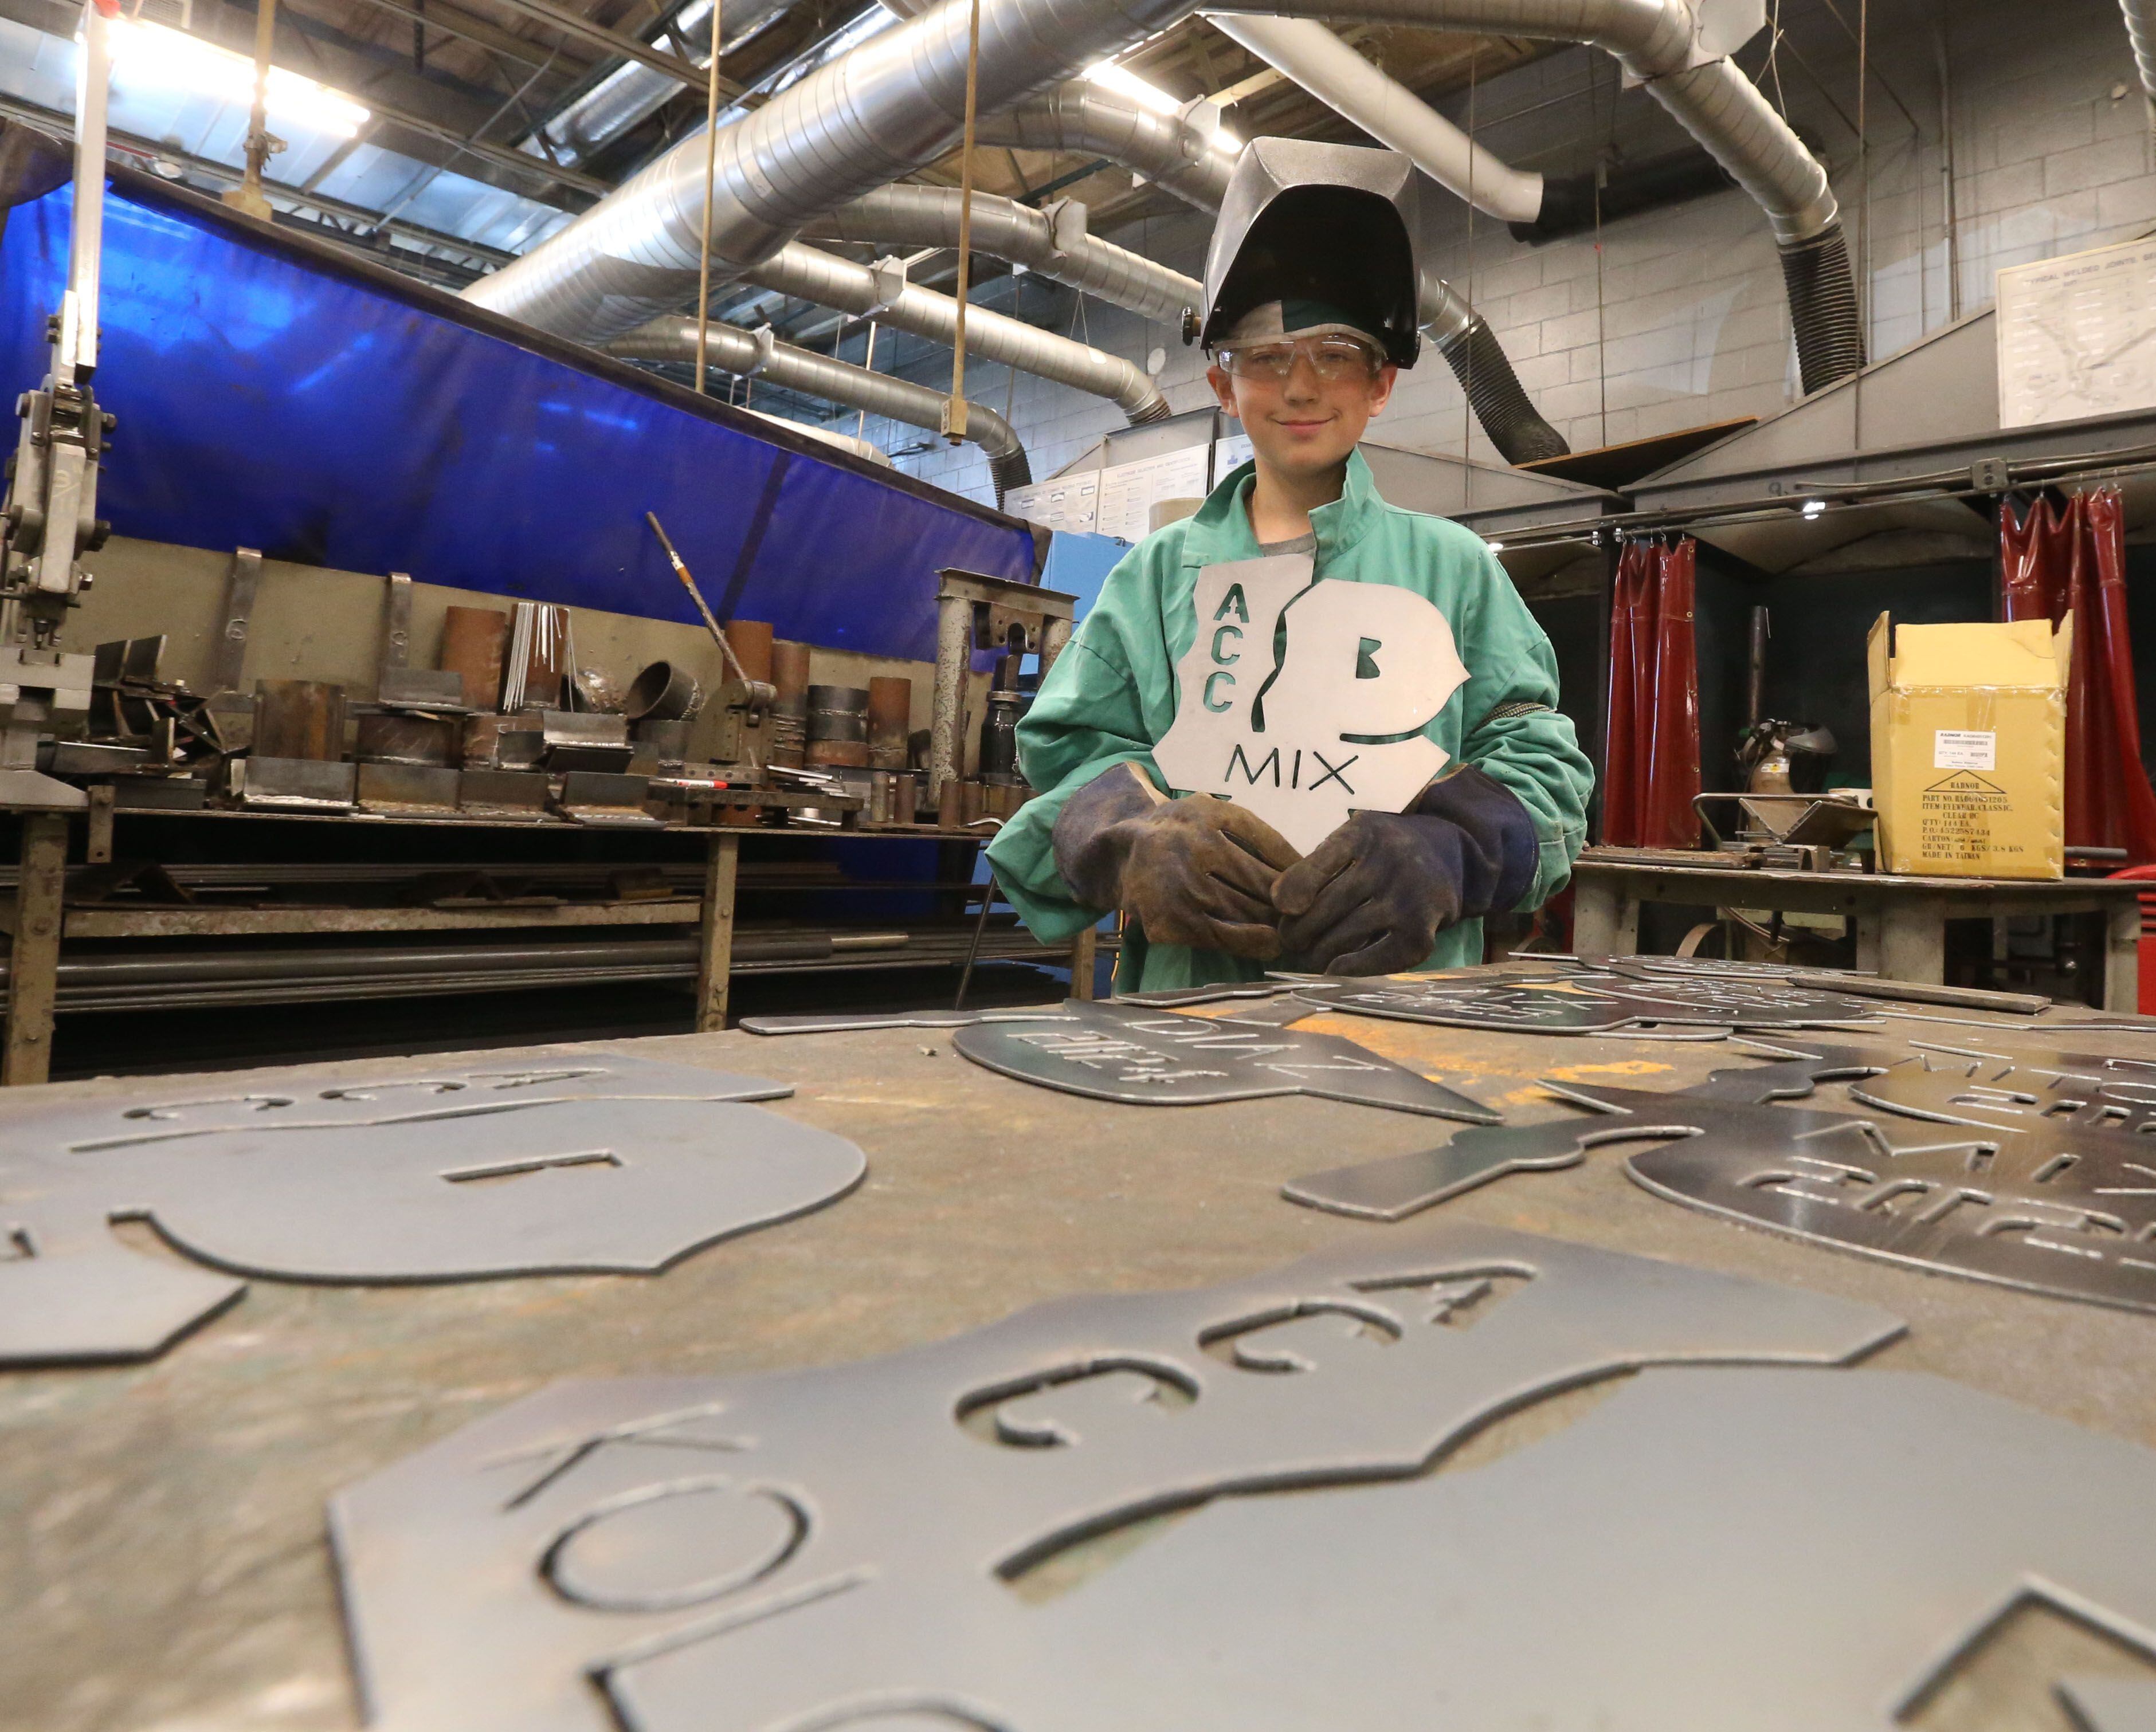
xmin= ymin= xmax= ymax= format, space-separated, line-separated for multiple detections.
xmin=1179 ymin=445 xmax=1385 ymax=568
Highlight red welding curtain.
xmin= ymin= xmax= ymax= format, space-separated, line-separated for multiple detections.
xmin=2000 ymin=487 xmax=2156 ymax=862
xmin=1604 ymin=536 xmax=1702 ymax=848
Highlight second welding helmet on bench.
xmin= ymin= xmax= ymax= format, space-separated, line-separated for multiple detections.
xmin=1190 ymin=136 xmax=1424 ymax=368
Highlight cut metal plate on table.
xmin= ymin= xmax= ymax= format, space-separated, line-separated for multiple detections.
xmin=1284 ymin=1042 xmax=1905 ymax=1222
xmin=328 ymin=1224 xmax=1902 ymax=1732
xmin=1618 ymin=1055 xmax=2156 ymax=1314
xmin=1303 ymin=971 xmax=1884 ymax=1034
xmin=0 ymin=1049 xmax=863 ymax=1365
xmin=740 ymin=1010 xmax=1078 ymax=1035
xmin=952 ymin=999 xmax=1496 ymax=1122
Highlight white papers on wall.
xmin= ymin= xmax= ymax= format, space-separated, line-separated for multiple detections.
xmin=1001 ymin=473 xmax=1100 ymax=534
xmin=1997 ymin=235 xmax=2156 ymax=429
xmin=1092 ymin=445 xmax=1213 ymax=542
xmin=1213 ymin=431 xmax=1255 ymax=473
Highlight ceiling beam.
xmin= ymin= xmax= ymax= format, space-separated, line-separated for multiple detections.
xmin=331 ymin=0 xmax=587 ymax=77
xmin=457 ymin=0 xmax=747 ymax=99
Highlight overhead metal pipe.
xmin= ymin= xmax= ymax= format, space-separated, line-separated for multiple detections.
xmin=2124 ymin=0 xmax=2156 ymax=115
xmin=801 ymin=183 xmax=1201 ymax=323
xmin=462 ymin=0 xmax=1857 ymax=400
xmin=607 ymin=315 xmax=1034 ymax=498
xmin=1204 ymin=15 xmax=1544 ymax=223
xmin=742 ymin=241 xmax=1171 ymax=422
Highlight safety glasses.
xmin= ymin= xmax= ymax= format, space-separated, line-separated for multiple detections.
xmin=1213 ymin=334 xmax=1383 ymax=383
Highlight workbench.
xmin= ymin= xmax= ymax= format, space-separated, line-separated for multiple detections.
xmin=1571 ymin=857 xmax=2145 ymax=1010
xmin=0 ymin=806 xmax=1100 ymax=1084
xmin=7 ymin=991 xmax=2156 ymax=1729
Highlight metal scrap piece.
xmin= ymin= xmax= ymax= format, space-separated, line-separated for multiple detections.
xmin=1283 ymin=1042 xmax=1905 ymax=1222
xmin=0 ymin=1049 xmax=862 ymax=1365
xmin=327 ymin=1224 xmax=1902 ymax=1732
xmin=740 ymin=1010 xmax=1078 ymax=1035
xmin=952 ymin=999 xmax=1496 ymax=1122
xmin=1303 ymin=971 xmax=1883 ymax=1034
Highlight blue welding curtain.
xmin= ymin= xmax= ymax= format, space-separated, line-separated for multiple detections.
xmin=0 ymin=175 xmax=1035 ymax=662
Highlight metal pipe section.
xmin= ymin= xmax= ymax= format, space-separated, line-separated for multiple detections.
xmin=2126 ymin=0 xmax=2156 ymax=110
xmin=975 ymin=82 xmax=1236 ymax=210
xmin=463 ymin=0 xmax=1208 ymax=337
xmin=802 ymin=184 xmax=1201 ymax=322
xmin=607 ymin=314 xmax=1034 ymax=499
xmin=931 ymin=588 xmax=970 ymax=803
xmin=1203 ymin=15 xmax=1545 ymax=224
xmin=743 ymin=242 xmax=1171 ymax=421
xmin=740 ymin=408 xmax=896 ymax=465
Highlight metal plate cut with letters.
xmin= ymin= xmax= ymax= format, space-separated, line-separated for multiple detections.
xmin=739 ymin=1010 xmax=1078 ymax=1035
xmin=1621 ymin=1054 xmax=2156 ymax=1315
xmin=951 ymin=999 xmax=1497 ymax=1122
xmin=1283 ymin=1042 xmax=1906 ymax=1222
xmin=0 ymin=1049 xmax=864 ymax=1365
xmin=328 ymin=1224 xmax=1904 ymax=1732
xmin=1302 ymin=971 xmax=1885 ymax=1035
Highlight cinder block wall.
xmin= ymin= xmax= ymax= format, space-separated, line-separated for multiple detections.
xmin=831 ymin=0 xmax=2153 ymax=504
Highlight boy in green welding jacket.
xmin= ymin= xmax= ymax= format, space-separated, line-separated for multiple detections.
xmin=986 ymin=138 xmax=1593 ymax=994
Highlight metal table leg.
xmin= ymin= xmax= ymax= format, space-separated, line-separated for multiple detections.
xmin=1877 ymin=897 xmax=1949 ymax=985
xmin=1069 ymin=925 xmax=1099 ymax=1000
xmin=4 ymin=813 xmax=68 ymax=1085
xmin=695 ymin=830 xmax=740 ymax=1033
xmin=2106 ymin=894 xmax=2143 ymax=1014
xmin=1571 ymin=875 xmax=1634 ymax=958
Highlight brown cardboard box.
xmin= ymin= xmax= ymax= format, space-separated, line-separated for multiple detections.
xmin=1867 ymin=613 xmax=2069 ymax=879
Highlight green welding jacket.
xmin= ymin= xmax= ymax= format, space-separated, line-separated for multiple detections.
xmin=985 ymin=449 xmax=1594 ymax=992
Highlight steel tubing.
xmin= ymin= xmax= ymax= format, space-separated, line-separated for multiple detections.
xmin=802 ymin=183 xmax=1201 ymax=321
xmin=605 ymin=315 xmax=1033 ymax=496
xmin=740 ymin=243 xmax=1169 ymax=421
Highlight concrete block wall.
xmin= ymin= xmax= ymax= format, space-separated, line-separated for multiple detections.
xmin=807 ymin=0 xmax=2156 ymax=504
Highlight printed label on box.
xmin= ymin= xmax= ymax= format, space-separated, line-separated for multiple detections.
xmin=1933 ymin=730 xmax=1997 ymax=771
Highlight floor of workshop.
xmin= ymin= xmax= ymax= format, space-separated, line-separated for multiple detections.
xmin=9 ymin=997 xmax=2156 ymax=1730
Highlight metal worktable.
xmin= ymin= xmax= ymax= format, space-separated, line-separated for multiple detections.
xmin=7 ymin=993 xmax=2156 ymax=1730
xmin=1571 ymin=858 xmax=2145 ymax=1010
xmin=0 ymin=807 xmax=1100 ymax=1083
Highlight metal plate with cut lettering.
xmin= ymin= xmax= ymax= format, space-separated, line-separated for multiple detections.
xmin=0 ymin=1049 xmax=863 ymax=1365
xmin=1284 ymin=1042 xmax=1905 ymax=1221
xmin=951 ymin=999 xmax=1496 ymax=1122
xmin=740 ymin=1010 xmax=1079 ymax=1035
xmin=1302 ymin=971 xmax=1883 ymax=1034
xmin=328 ymin=1224 xmax=1904 ymax=1732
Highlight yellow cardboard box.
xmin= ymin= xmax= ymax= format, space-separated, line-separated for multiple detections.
xmin=1867 ymin=613 xmax=2069 ymax=880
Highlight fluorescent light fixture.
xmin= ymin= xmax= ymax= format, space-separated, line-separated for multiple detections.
xmin=100 ymin=18 xmax=370 ymax=138
xmin=1081 ymin=58 xmax=1241 ymax=153
xmin=1485 ymin=539 xmax=1506 ymax=551
xmin=1801 ymin=499 xmax=1826 ymax=519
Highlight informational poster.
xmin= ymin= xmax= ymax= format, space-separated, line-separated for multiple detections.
xmin=1001 ymin=471 xmax=1100 ymax=534
xmin=1092 ymin=445 xmax=1213 ymax=543
xmin=1997 ymin=235 xmax=2156 ymax=428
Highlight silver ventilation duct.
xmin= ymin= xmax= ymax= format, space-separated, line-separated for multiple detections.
xmin=528 ymin=0 xmax=798 ymax=170
xmin=465 ymin=0 xmax=1857 ymax=435
xmin=607 ymin=316 xmax=1032 ymax=499
xmin=1204 ymin=16 xmax=1544 ymax=223
xmin=2126 ymin=0 xmax=2156 ymax=109
xmin=738 ymin=242 xmax=1172 ymax=421
xmin=743 ymin=410 xmax=897 ymax=465
xmin=801 ymin=184 xmax=1199 ymax=323
xmin=974 ymin=83 xmax=1237 ymax=210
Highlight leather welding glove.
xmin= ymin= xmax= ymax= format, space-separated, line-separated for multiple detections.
xmin=1273 ymin=765 xmax=1539 ymax=976
xmin=1052 ymin=760 xmax=1302 ymax=959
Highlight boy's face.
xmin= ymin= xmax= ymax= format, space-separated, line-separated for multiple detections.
xmin=1208 ymin=335 xmax=1397 ymax=482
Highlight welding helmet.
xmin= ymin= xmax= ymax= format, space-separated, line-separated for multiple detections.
xmin=1191 ymin=137 xmax=1422 ymax=368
